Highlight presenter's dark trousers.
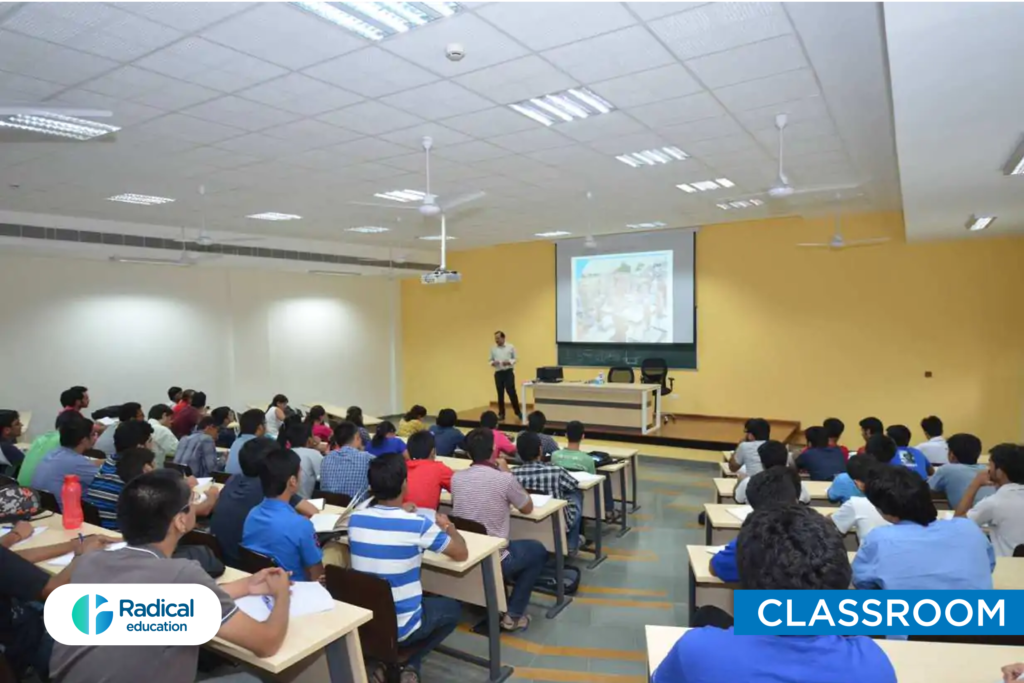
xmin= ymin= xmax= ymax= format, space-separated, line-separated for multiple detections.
xmin=494 ymin=369 xmax=521 ymax=418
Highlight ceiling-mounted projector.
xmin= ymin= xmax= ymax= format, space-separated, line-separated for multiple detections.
xmin=421 ymin=268 xmax=461 ymax=285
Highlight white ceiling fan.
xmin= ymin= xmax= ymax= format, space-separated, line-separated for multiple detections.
xmin=192 ymin=185 xmax=262 ymax=247
xmin=797 ymin=213 xmax=890 ymax=250
xmin=110 ymin=226 xmax=225 ymax=267
xmin=348 ymin=136 xmax=485 ymax=218
xmin=761 ymin=113 xmax=862 ymax=200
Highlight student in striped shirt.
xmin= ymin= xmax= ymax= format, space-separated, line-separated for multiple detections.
xmin=349 ymin=454 xmax=468 ymax=683
xmin=83 ymin=421 xmax=155 ymax=529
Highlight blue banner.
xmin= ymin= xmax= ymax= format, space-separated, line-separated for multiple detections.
xmin=733 ymin=591 xmax=1024 ymax=636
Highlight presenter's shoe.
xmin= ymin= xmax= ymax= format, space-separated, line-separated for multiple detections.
xmin=497 ymin=413 xmax=506 ymax=421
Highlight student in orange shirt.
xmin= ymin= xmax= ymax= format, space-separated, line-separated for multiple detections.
xmin=404 ymin=431 xmax=454 ymax=511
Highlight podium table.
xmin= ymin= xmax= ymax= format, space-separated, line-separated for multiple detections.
xmin=522 ymin=381 xmax=661 ymax=434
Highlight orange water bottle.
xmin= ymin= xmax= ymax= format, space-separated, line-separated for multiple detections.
xmin=62 ymin=474 xmax=83 ymax=530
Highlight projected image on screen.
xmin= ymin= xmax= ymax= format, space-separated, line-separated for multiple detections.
xmin=570 ymin=250 xmax=673 ymax=343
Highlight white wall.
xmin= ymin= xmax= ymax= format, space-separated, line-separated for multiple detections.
xmin=0 ymin=253 xmax=402 ymax=438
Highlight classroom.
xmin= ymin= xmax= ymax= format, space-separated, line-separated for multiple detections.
xmin=1 ymin=2 xmax=1024 ymax=683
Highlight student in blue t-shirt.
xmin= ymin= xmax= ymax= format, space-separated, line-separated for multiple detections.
xmin=795 ymin=426 xmax=847 ymax=481
xmin=829 ymin=450 xmax=887 ymax=503
xmin=365 ymin=420 xmax=408 ymax=458
xmin=710 ymin=466 xmax=802 ymax=582
xmin=885 ymin=425 xmax=931 ymax=478
xmin=657 ymin=504 xmax=897 ymax=683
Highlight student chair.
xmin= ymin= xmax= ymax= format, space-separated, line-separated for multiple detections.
xmin=81 ymin=500 xmax=103 ymax=527
xmin=607 ymin=366 xmax=635 ymax=384
xmin=166 ymin=462 xmax=193 ymax=477
xmin=1015 ymin=544 xmax=1024 ymax=558
xmin=324 ymin=566 xmax=432 ymax=683
xmin=36 ymin=489 xmax=60 ymax=514
xmin=448 ymin=515 xmax=487 ymax=536
xmin=236 ymin=546 xmax=277 ymax=574
xmin=211 ymin=471 xmax=231 ymax=485
xmin=640 ymin=357 xmax=676 ymax=423
xmin=182 ymin=528 xmax=224 ymax=562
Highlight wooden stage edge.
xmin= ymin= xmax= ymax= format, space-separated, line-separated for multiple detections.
xmin=454 ymin=404 xmax=801 ymax=452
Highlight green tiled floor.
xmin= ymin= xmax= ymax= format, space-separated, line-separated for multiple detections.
xmin=416 ymin=456 xmax=718 ymax=683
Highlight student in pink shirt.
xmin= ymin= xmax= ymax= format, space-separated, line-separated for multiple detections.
xmin=305 ymin=405 xmax=333 ymax=443
xmin=480 ymin=411 xmax=516 ymax=458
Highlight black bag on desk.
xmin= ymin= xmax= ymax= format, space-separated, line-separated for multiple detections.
xmin=534 ymin=557 xmax=582 ymax=597
xmin=589 ymin=451 xmax=615 ymax=468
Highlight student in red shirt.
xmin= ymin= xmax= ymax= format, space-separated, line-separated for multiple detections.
xmin=824 ymin=417 xmax=851 ymax=461
xmin=856 ymin=417 xmax=884 ymax=455
xmin=172 ymin=389 xmax=195 ymax=415
xmin=404 ymin=431 xmax=454 ymax=511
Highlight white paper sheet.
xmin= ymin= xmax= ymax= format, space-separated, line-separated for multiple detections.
xmin=704 ymin=545 xmax=727 ymax=555
xmin=530 ymin=494 xmax=553 ymax=508
xmin=308 ymin=498 xmax=325 ymax=511
xmin=569 ymin=472 xmax=603 ymax=484
xmin=311 ymin=513 xmax=341 ymax=533
xmin=235 ymin=581 xmax=335 ymax=622
xmin=194 ymin=477 xmax=212 ymax=489
xmin=727 ymin=505 xmax=753 ymax=522
xmin=0 ymin=526 xmax=48 ymax=546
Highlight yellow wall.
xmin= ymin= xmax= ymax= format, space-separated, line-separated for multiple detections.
xmin=401 ymin=212 xmax=1024 ymax=447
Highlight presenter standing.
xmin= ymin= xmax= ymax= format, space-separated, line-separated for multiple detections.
xmin=490 ymin=330 xmax=522 ymax=421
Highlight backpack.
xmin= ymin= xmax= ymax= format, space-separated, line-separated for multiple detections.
xmin=533 ymin=556 xmax=582 ymax=597
xmin=589 ymin=451 xmax=615 ymax=468
xmin=0 ymin=475 xmax=42 ymax=523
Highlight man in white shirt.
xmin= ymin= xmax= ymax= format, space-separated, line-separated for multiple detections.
xmin=831 ymin=456 xmax=890 ymax=543
xmin=728 ymin=418 xmax=771 ymax=476
xmin=915 ymin=415 xmax=949 ymax=465
xmin=147 ymin=404 xmax=179 ymax=460
xmin=955 ymin=443 xmax=1024 ymax=556
xmin=734 ymin=440 xmax=810 ymax=504
xmin=489 ymin=330 xmax=521 ymax=421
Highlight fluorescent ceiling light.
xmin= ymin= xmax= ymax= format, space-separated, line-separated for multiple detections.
xmin=375 ymin=189 xmax=426 ymax=203
xmin=247 ymin=212 xmax=302 ymax=221
xmin=109 ymin=256 xmax=190 ymax=267
xmin=626 ymin=222 xmax=666 ymax=229
xmin=677 ymin=178 xmax=734 ymax=193
xmin=346 ymin=226 xmax=390 ymax=234
xmin=617 ymin=147 xmax=688 ymax=167
xmin=419 ymin=235 xmax=456 ymax=241
xmin=1003 ymin=137 xmax=1024 ymax=176
xmin=308 ymin=269 xmax=362 ymax=276
xmin=293 ymin=1 xmax=460 ymax=41
xmin=535 ymin=231 xmax=571 ymax=238
xmin=965 ymin=215 xmax=995 ymax=232
xmin=717 ymin=198 xmax=765 ymax=210
xmin=508 ymin=87 xmax=614 ymax=127
xmin=0 ymin=112 xmax=120 ymax=141
xmin=107 ymin=193 xmax=175 ymax=206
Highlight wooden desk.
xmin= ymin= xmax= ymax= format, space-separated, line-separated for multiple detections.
xmin=712 ymin=478 xmax=833 ymax=507
xmin=523 ymin=381 xmax=661 ymax=434
xmin=19 ymin=410 xmax=31 ymax=436
xmin=553 ymin=438 xmax=643 ymax=515
xmin=330 ymin=532 xmax=513 ymax=683
xmin=311 ymin=404 xmax=381 ymax=427
xmin=685 ymin=545 xmax=738 ymax=623
xmin=646 ymin=625 xmax=1024 ymax=682
xmin=703 ymin=503 xmax=837 ymax=545
xmin=576 ymin=473 xmax=610 ymax=568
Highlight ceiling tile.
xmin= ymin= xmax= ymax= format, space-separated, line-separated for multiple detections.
xmin=201 ymin=3 xmax=368 ymax=69
xmin=733 ymin=95 xmax=830 ymax=131
xmin=684 ymin=133 xmax=761 ymax=157
xmin=381 ymin=81 xmax=493 ymax=120
xmin=0 ymin=68 xmax=64 ymax=99
xmin=48 ymin=89 xmax=165 ymax=127
xmin=262 ymin=119 xmax=364 ymax=150
xmin=317 ymin=101 xmax=424 ymax=136
xmin=432 ymin=140 xmax=513 ymax=164
xmin=476 ymin=2 xmax=636 ymax=51
xmin=626 ymin=2 xmax=707 ymax=21
xmin=557 ymin=111 xmax=647 ymax=143
xmin=654 ymin=116 xmax=748 ymax=145
xmin=752 ymin=119 xmax=838 ymax=148
xmin=328 ymin=137 xmax=410 ymax=164
xmin=589 ymin=64 xmax=703 ymax=109
xmin=525 ymin=144 xmax=613 ymax=170
xmin=490 ymin=127 xmax=576 ymax=154
xmin=133 ymin=113 xmax=245 ymax=145
xmin=588 ymin=131 xmax=671 ymax=155
xmin=0 ymin=31 xmax=119 ymax=86
xmin=113 ymin=3 xmax=252 ymax=32
xmin=182 ymin=96 xmax=301 ymax=132
xmin=135 ymin=38 xmax=288 ymax=92
xmin=647 ymin=2 xmax=792 ymax=61
xmin=213 ymin=132 xmax=307 ymax=159
xmin=302 ymin=47 xmax=439 ymax=98
xmin=439 ymin=107 xmax=537 ymax=138
xmin=713 ymin=68 xmax=820 ymax=111
xmin=685 ymin=34 xmax=807 ymax=89
xmin=626 ymin=91 xmax=726 ymax=128
xmin=236 ymin=73 xmax=363 ymax=117
xmin=382 ymin=12 xmax=529 ymax=76
xmin=453 ymin=55 xmax=577 ymax=104
xmin=542 ymin=26 xmax=675 ymax=84
xmin=378 ymin=124 xmax=473 ymax=149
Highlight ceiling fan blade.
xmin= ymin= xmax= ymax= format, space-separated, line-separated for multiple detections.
xmin=796 ymin=243 xmax=832 ymax=248
xmin=841 ymin=237 xmax=891 ymax=248
xmin=347 ymin=200 xmax=421 ymax=211
xmin=786 ymin=183 xmax=862 ymax=197
xmin=441 ymin=191 xmax=486 ymax=212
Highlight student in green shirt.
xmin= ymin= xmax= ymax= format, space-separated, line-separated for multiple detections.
xmin=551 ymin=421 xmax=617 ymax=518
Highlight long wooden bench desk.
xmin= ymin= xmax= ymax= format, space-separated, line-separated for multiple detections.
xmin=310 ymin=403 xmax=381 ymax=427
xmin=553 ymin=438 xmax=642 ymax=514
xmin=713 ymin=477 xmax=833 ymax=506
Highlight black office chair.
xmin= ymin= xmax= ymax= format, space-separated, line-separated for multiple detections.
xmin=1014 ymin=544 xmax=1024 ymax=558
xmin=640 ymin=357 xmax=676 ymax=423
xmin=607 ymin=366 xmax=635 ymax=384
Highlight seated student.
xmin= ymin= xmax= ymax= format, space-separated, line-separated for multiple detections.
xmin=735 ymin=440 xmax=811 ymax=505
xmin=655 ymin=504 xmax=896 ymax=683
xmin=173 ymin=416 xmax=222 ymax=478
xmin=929 ymin=433 xmax=994 ymax=509
xmin=93 ymin=402 xmax=144 ymax=457
xmin=114 ymin=446 xmax=157 ymax=484
xmin=346 ymin=406 xmax=372 ymax=448
xmin=551 ymin=420 xmax=616 ymax=518
xmin=856 ymin=416 xmax=884 ymax=455
xmin=320 ymin=421 xmax=374 ymax=500
xmin=349 ymin=454 xmax=467 ymax=682
xmin=146 ymin=404 xmax=179 ymax=460
xmin=0 ymin=409 xmax=26 ymax=474
xmin=226 ymin=408 xmax=267 ymax=474
xmin=84 ymin=421 xmax=156 ymax=529
xmin=365 ymin=420 xmax=408 ymax=458
xmin=264 ymin=394 xmax=289 ymax=438
xmin=243 ymin=448 xmax=324 ymax=582
xmin=51 ymin=470 xmax=293 ymax=683
xmin=277 ymin=418 xmax=322 ymax=499
xmin=31 ymin=415 xmax=100 ymax=499
xmin=171 ymin=391 xmax=206 ymax=439
xmin=853 ymin=465 xmax=994 ymax=589
xmin=429 ymin=408 xmax=465 ymax=456
xmin=885 ymin=425 xmax=931 ymax=478
xmin=514 ymin=431 xmax=584 ymax=552
xmin=17 ymin=413 xmax=69 ymax=487
xmin=397 ymin=405 xmax=429 ymax=438
xmin=831 ymin=457 xmax=890 ymax=544
xmin=916 ymin=415 xmax=949 ymax=465
xmin=209 ymin=438 xmax=317 ymax=568
xmin=710 ymin=466 xmax=802 ymax=582
xmin=727 ymin=418 xmax=771 ymax=475
xmin=479 ymin=411 xmax=516 ymax=458
xmin=58 ymin=385 xmax=90 ymax=420
xmin=167 ymin=386 xmax=183 ymax=406
xmin=956 ymin=443 xmax=1024 ymax=557
xmin=212 ymin=406 xmax=236 ymax=449
xmin=518 ymin=411 xmax=560 ymax=457
xmin=823 ymin=417 xmax=850 ymax=461
xmin=451 ymin=428 xmax=546 ymax=632
xmin=405 ymin=431 xmax=454 ymax=511
xmin=172 ymin=388 xmax=194 ymax=415
xmin=795 ymin=426 xmax=847 ymax=481
xmin=304 ymin=405 xmax=333 ymax=443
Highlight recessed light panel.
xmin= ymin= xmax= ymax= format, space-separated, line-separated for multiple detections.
xmin=346 ymin=226 xmax=390 ymax=234
xmin=374 ymin=190 xmax=426 ymax=203
xmin=1 ymin=112 xmax=120 ymax=141
xmin=965 ymin=215 xmax=995 ymax=232
xmin=293 ymin=1 xmax=460 ymax=41
xmin=247 ymin=212 xmax=302 ymax=221
xmin=508 ymin=88 xmax=614 ymax=127
xmin=626 ymin=222 xmax=666 ymax=229
xmin=677 ymin=178 xmax=734 ymax=193
xmin=535 ymin=231 xmax=572 ymax=237
xmin=616 ymin=147 xmax=688 ymax=167
xmin=716 ymin=198 xmax=764 ymax=210
xmin=419 ymin=235 xmax=456 ymax=241
xmin=107 ymin=193 xmax=175 ymax=206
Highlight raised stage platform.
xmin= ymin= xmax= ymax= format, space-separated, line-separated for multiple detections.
xmin=454 ymin=404 xmax=801 ymax=452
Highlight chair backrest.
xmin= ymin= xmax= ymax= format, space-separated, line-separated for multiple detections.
xmin=182 ymin=528 xmax=224 ymax=561
xmin=324 ymin=565 xmax=400 ymax=663
xmin=449 ymin=515 xmax=487 ymax=536
xmin=320 ymin=490 xmax=352 ymax=508
xmin=236 ymin=545 xmax=277 ymax=573
xmin=640 ymin=358 xmax=670 ymax=387
xmin=607 ymin=366 xmax=635 ymax=384
xmin=81 ymin=499 xmax=103 ymax=527
xmin=211 ymin=471 xmax=231 ymax=485
xmin=36 ymin=489 xmax=60 ymax=513
xmin=1015 ymin=544 xmax=1024 ymax=558
xmin=166 ymin=462 xmax=193 ymax=477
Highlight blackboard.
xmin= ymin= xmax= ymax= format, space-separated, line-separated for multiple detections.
xmin=557 ymin=342 xmax=697 ymax=369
